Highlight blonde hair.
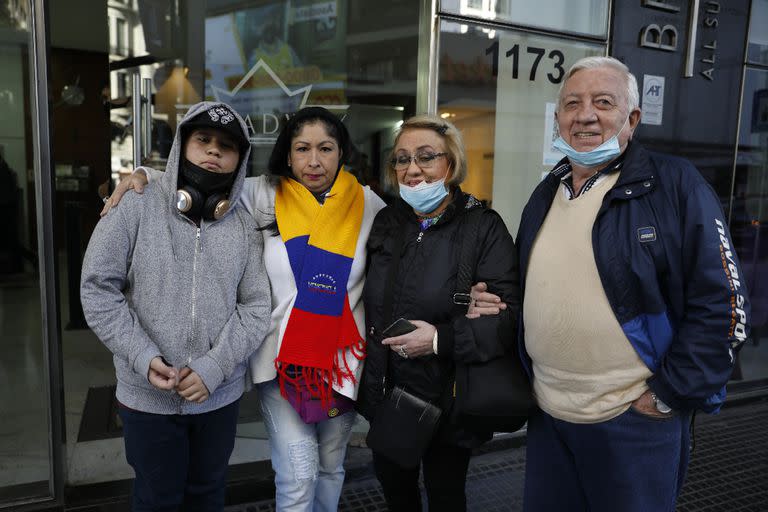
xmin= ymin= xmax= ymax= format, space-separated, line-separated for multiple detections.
xmin=385 ymin=114 xmax=468 ymax=189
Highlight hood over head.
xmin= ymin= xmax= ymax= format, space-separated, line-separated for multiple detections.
xmin=158 ymin=101 xmax=251 ymax=220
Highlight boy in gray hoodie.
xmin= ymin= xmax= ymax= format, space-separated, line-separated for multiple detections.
xmin=81 ymin=101 xmax=270 ymax=511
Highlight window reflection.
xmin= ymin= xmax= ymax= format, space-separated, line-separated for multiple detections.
xmin=733 ymin=68 xmax=768 ymax=381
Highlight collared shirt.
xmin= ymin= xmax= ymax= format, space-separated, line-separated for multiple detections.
xmin=550 ymin=151 xmax=627 ymax=200
xmin=416 ymin=194 xmax=482 ymax=231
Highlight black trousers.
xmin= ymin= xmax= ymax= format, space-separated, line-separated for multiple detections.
xmin=372 ymin=441 xmax=472 ymax=512
xmin=118 ymin=400 xmax=240 ymax=512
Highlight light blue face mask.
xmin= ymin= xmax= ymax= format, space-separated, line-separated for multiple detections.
xmin=399 ymin=177 xmax=449 ymax=214
xmin=553 ymin=116 xmax=630 ymax=168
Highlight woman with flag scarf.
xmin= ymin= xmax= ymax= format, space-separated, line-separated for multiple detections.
xmin=104 ymin=106 xmax=385 ymax=511
xmin=242 ymin=107 xmax=385 ymax=510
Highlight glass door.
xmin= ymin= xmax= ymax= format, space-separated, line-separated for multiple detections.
xmin=0 ymin=1 xmax=55 ymax=507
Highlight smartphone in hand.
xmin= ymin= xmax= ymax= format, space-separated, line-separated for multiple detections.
xmin=381 ymin=317 xmax=417 ymax=338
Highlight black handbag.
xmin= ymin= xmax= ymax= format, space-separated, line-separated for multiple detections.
xmin=453 ymin=354 xmax=531 ymax=433
xmin=364 ymin=223 xmax=443 ymax=468
xmin=452 ymin=208 xmax=533 ymax=434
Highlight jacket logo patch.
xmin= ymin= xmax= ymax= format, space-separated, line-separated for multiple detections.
xmin=637 ymin=226 xmax=656 ymax=243
xmin=715 ymin=218 xmax=748 ymax=345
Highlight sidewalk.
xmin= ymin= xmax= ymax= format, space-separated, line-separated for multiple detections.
xmin=226 ymin=398 xmax=768 ymax=512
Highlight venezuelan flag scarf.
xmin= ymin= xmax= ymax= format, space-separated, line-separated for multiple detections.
xmin=274 ymin=169 xmax=366 ymax=408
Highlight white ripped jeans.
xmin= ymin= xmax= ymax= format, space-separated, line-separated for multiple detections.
xmin=257 ymin=379 xmax=355 ymax=512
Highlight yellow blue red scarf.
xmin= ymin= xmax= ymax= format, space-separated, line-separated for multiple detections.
xmin=274 ymin=169 xmax=366 ymax=407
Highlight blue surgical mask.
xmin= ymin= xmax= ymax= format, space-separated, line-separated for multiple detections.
xmin=553 ymin=116 xmax=630 ymax=167
xmin=399 ymin=177 xmax=449 ymax=214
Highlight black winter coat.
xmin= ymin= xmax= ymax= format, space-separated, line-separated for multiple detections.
xmin=357 ymin=189 xmax=520 ymax=446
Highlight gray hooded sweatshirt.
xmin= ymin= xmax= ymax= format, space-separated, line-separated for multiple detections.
xmin=81 ymin=101 xmax=271 ymax=415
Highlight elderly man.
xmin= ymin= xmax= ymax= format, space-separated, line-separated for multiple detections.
xmin=514 ymin=56 xmax=750 ymax=511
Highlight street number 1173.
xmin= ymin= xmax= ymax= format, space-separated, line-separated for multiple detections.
xmin=485 ymin=41 xmax=565 ymax=84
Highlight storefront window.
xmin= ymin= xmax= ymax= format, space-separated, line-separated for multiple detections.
xmin=733 ymin=67 xmax=768 ymax=381
xmin=437 ymin=19 xmax=604 ymax=235
xmin=440 ymin=0 xmax=609 ymax=39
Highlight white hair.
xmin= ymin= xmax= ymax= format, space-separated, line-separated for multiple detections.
xmin=556 ymin=56 xmax=640 ymax=113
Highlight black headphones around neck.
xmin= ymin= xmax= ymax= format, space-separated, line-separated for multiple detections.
xmin=176 ymin=185 xmax=231 ymax=221
xmin=176 ymin=157 xmax=235 ymax=221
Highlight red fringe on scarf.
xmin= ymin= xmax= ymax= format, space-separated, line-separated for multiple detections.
xmin=276 ymin=337 xmax=366 ymax=411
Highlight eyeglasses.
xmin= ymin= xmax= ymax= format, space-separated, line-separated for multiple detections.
xmin=390 ymin=152 xmax=447 ymax=171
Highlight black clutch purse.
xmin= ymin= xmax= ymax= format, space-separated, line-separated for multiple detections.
xmin=366 ymin=386 xmax=442 ymax=469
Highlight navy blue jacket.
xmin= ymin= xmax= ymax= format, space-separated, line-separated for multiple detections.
xmin=516 ymin=142 xmax=750 ymax=413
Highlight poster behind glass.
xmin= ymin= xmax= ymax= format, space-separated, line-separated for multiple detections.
xmin=204 ymin=1 xmax=348 ymax=171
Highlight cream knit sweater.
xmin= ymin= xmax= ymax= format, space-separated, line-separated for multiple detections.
xmin=523 ymin=173 xmax=651 ymax=423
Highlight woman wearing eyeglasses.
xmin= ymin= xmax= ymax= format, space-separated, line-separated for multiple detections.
xmin=356 ymin=115 xmax=521 ymax=511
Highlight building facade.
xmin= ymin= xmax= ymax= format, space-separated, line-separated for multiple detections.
xmin=1 ymin=0 xmax=766 ymax=509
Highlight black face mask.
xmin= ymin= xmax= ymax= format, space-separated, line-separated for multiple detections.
xmin=179 ymin=158 xmax=235 ymax=194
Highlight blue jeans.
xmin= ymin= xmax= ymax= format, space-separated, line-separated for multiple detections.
xmin=257 ymin=379 xmax=355 ymax=512
xmin=523 ymin=406 xmax=691 ymax=512
xmin=118 ymin=399 xmax=240 ymax=512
